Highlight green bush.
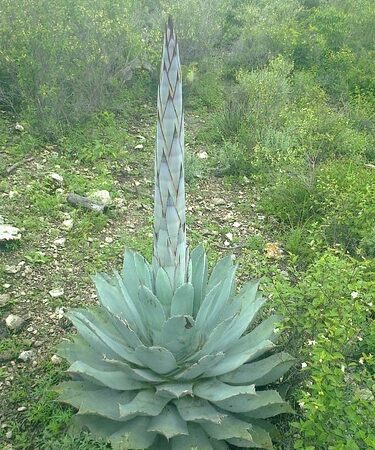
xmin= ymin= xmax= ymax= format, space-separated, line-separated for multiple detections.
xmin=0 ymin=0 xmax=144 ymax=137
xmin=267 ymin=252 xmax=375 ymax=449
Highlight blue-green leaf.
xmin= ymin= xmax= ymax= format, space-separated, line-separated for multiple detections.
xmin=119 ymin=390 xmax=171 ymax=418
xmin=135 ymin=345 xmax=178 ymax=375
xmin=219 ymin=352 xmax=295 ymax=386
xmin=193 ymin=379 xmax=256 ymax=402
xmin=148 ymin=404 xmax=188 ymax=439
xmin=170 ymin=282 xmax=194 ymax=317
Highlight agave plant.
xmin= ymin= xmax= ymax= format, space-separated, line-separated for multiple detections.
xmin=56 ymin=19 xmax=294 ymax=449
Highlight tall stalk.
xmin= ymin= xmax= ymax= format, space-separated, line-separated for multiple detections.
xmin=153 ymin=18 xmax=186 ymax=293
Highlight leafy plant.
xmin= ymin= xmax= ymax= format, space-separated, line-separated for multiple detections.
xmin=56 ymin=19 xmax=294 ymax=449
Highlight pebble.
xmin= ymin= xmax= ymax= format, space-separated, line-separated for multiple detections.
xmin=198 ymin=151 xmax=208 ymax=159
xmin=105 ymin=237 xmax=113 ymax=244
xmin=134 ymin=144 xmax=144 ymax=150
xmin=49 ymin=288 xmax=64 ymax=298
xmin=62 ymin=219 xmax=73 ymax=231
xmin=49 ymin=172 xmax=64 ymax=186
xmin=14 ymin=123 xmax=24 ymax=132
xmin=225 ymin=232 xmax=233 ymax=241
xmin=212 ymin=198 xmax=225 ymax=206
xmin=0 ymin=293 xmax=10 ymax=307
xmin=53 ymin=237 xmax=66 ymax=247
xmin=51 ymin=355 xmax=62 ymax=365
xmin=17 ymin=406 xmax=27 ymax=412
xmin=4 ymin=265 xmax=20 ymax=274
xmin=5 ymin=314 xmax=26 ymax=332
xmin=6 ymin=430 xmax=12 ymax=439
xmin=18 ymin=350 xmax=34 ymax=362
xmin=89 ymin=190 xmax=111 ymax=206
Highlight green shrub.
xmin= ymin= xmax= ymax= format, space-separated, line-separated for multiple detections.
xmin=267 ymin=251 xmax=375 ymax=449
xmin=0 ymin=0 xmax=144 ymax=137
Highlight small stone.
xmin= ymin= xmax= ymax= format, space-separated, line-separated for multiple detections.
xmin=89 ymin=190 xmax=111 ymax=206
xmin=233 ymin=221 xmax=241 ymax=228
xmin=51 ymin=355 xmax=62 ymax=365
xmin=53 ymin=237 xmax=66 ymax=247
xmin=5 ymin=314 xmax=26 ymax=332
xmin=225 ymin=232 xmax=233 ymax=241
xmin=49 ymin=288 xmax=64 ymax=298
xmin=17 ymin=406 xmax=27 ymax=412
xmin=49 ymin=172 xmax=64 ymax=186
xmin=18 ymin=350 xmax=34 ymax=362
xmin=4 ymin=265 xmax=20 ymax=274
xmin=33 ymin=340 xmax=43 ymax=347
xmin=212 ymin=198 xmax=225 ymax=206
xmin=14 ymin=123 xmax=24 ymax=132
xmin=0 ymin=224 xmax=21 ymax=241
xmin=62 ymin=219 xmax=73 ymax=231
xmin=0 ymin=293 xmax=10 ymax=307
xmin=198 ymin=151 xmax=208 ymax=159
xmin=105 ymin=237 xmax=113 ymax=244
xmin=5 ymin=430 xmax=12 ymax=439
xmin=136 ymin=135 xmax=146 ymax=141
xmin=134 ymin=144 xmax=144 ymax=150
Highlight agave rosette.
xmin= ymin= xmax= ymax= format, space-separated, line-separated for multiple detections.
xmin=57 ymin=247 xmax=294 ymax=449
xmin=56 ymin=19 xmax=294 ymax=450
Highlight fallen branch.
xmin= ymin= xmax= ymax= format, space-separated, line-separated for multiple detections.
xmin=67 ymin=193 xmax=106 ymax=213
xmin=5 ymin=156 xmax=34 ymax=176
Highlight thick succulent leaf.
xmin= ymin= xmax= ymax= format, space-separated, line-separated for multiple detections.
xmin=226 ymin=422 xmax=273 ymax=449
xmin=174 ymin=397 xmax=226 ymax=423
xmin=204 ymin=266 xmax=237 ymax=332
xmin=175 ymin=396 xmax=226 ymax=424
xmin=193 ymin=379 xmax=256 ymax=402
xmin=155 ymin=267 xmax=173 ymax=314
xmin=153 ymin=315 xmax=199 ymax=359
xmin=196 ymin=266 xmax=237 ymax=334
xmin=108 ymin=314 xmax=143 ymax=349
xmin=204 ymin=314 xmax=283 ymax=377
xmin=57 ymin=335 xmax=106 ymax=365
xmin=75 ymin=415 xmax=157 ymax=449
xmin=171 ymin=423 xmax=214 ymax=450
xmin=210 ymin=439 xmax=230 ymax=449
xmin=156 ymin=382 xmax=193 ymax=398
xmin=119 ymin=389 xmax=171 ymax=418
xmin=110 ymin=416 xmax=157 ymax=449
xmin=135 ymin=345 xmax=178 ymax=375
xmin=70 ymin=310 xmax=142 ymax=365
xmin=214 ymin=389 xmax=293 ymax=416
xmin=199 ymin=292 xmax=265 ymax=357
xmin=200 ymin=414 xmax=253 ymax=441
xmin=68 ymin=361 xmax=145 ymax=391
xmin=175 ymin=353 xmax=225 ymax=380
xmin=227 ymin=425 xmax=273 ymax=449
xmin=195 ymin=281 xmax=223 ymax=331
xmin=100 ymin=358 xmax=165 ymax=383
xmin=138 ymin=285 xmax=166 ymax=333
xmin=113 ymin=272 xmax=149 ymax=342
xmin=56 ymin=381 xmax=135 ymax=421
xmin=189 ymin=245 xmax=208 ymax=315
xmin=207 ymin=255 xmax=234 ymax=293
xmin=93 ymin=274 xmax=132 ymax=320
xmin=204 ymin=340 xmax=275 ymax=377
xmin=148 ymin=404 xmax=188 ymax=439
xmin=170 ymin=282 xmax=194 ymax=317
xmin=194 ymin=315 xmax=237 ymax=358
xmin=122 ymin=250 xmax=153 ymax=298
xmin=219 ymin=352 xmax=295 ymax=386
xmin=66 ymin=311 xmax=119 ymax=360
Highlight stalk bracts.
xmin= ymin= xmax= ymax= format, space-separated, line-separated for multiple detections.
xmin=153 ymin=18 xmax=186 ymax=293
